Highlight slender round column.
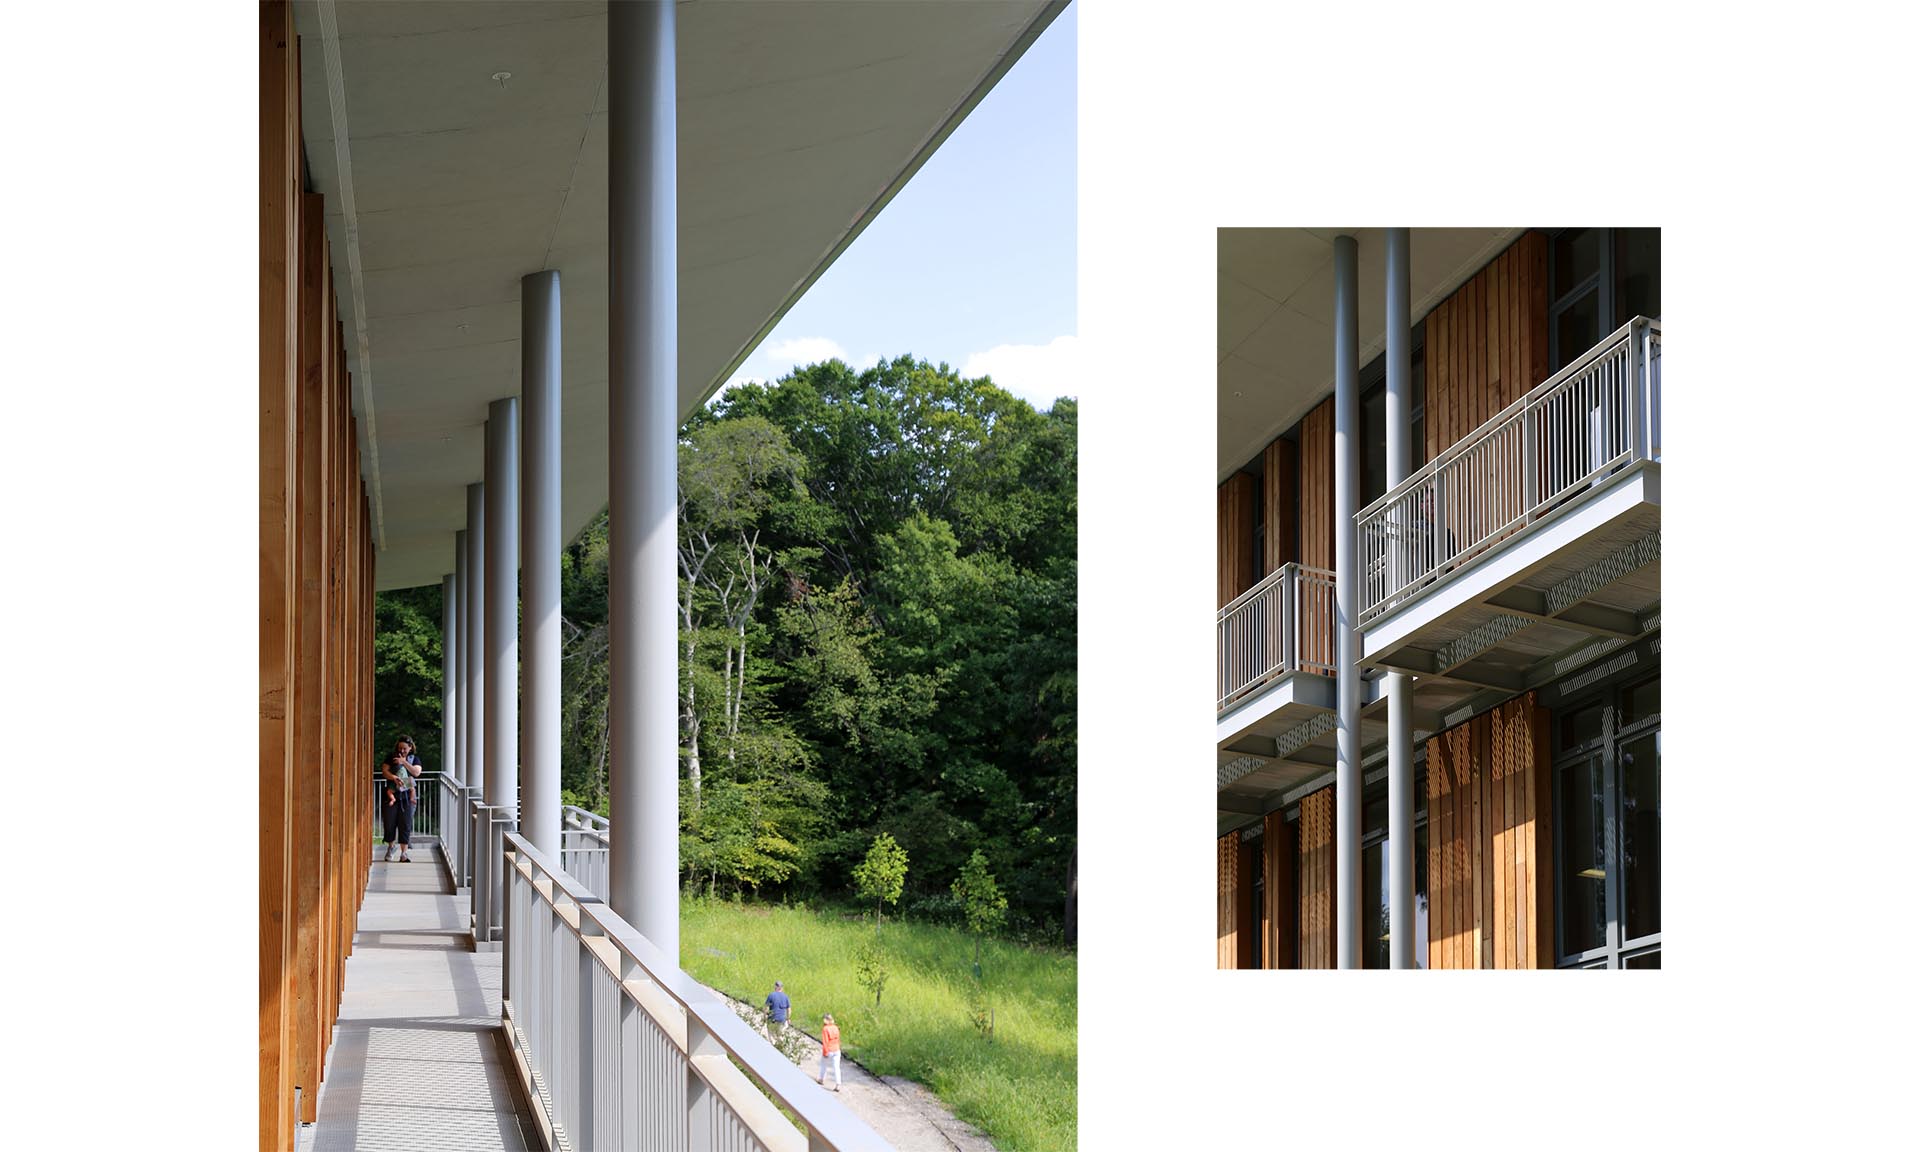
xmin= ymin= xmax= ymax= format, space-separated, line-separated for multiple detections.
xmin=608 ymin=0 xmax=679 ymax=958
xmin=521 ymin=272 xmax=563 ymax=858
xmin=1385 ymin=227 xmax=1416 ymax=969
xmin=484 ymin=398 xmax=520 ymax=817
xmin=442 ymin=572 xmax=457 ymax=779
xmin=464 ymin=485 xmax=485 ymax=794
xmin=1333 ymin=233 xmax=1361 ymax=969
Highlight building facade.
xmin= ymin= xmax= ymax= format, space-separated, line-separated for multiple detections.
xmin=1216 ymin=228 xmax=1660 ymax=970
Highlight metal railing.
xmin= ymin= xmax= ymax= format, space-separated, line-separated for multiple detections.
xmin=1356 ymin=316 xmax=1661 ymax=625
xmin=371 ymin=768 xmax=443 ymax=839
xmin=561 ymin=805 xmax=611 ymax=900
xmin=1217 ymin=562 xmax=1337 ymax=710
xmin=502 ymin=832 xmax=889 ymax=1152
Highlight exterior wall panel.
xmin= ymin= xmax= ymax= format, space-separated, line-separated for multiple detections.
xmin=1218 ymin=472 xmax=1258 ymax=608
xmin=1262 ymin=437 xmax=1298 ymax=575
xmin=1425 ymin=693 xmax=1553 ymax=968
xmin=1298 ymin=786 xmax=1335 ymax=969
xmin=1216 ymin=834 xmax=1239 ymax=969
xmin=1425 ymin=232 xmax=1551 ymax=460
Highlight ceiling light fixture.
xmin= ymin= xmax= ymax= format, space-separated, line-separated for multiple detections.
xmin=491 ymin=71 xmax=512 ymax=88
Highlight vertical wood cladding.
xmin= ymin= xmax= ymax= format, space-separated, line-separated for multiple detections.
xmin=1216 ymin=834 xmax=1240 ymax=969
xmin=1218 ymin=472 xmax=1258 ymax=608
xmin=1426 ymin=693 xmax=1554 ymax=968
xmin=263 ymin=6 xmax=375 ymax=1141
xmin=1298 ymin=786 xmax=1336 ymax=969
xmin=259 ymin=5 xmax=300 ymax=1148
xmin=1299 ymin=399 xmax=1335 ymax=571
xmin=1425 ymin=232 xmax=1550 ymax=461
xmin=1262 ymin=437 xmax=1298 ymax=574
xmin=1263 ymin=810 xmax=1296 ymax=969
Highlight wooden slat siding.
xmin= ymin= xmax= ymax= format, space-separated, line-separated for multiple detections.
xmin=1295 ymin=400 xmax=1335 ymax=671
xmin=1217 ymin=473 xmax=1256 ymax=608
xmin=1298 ymin=786 xmax=1336 ymax=969
xmin=1422 ymin=695 xmax=1556 ymax=968
xmin=1216 ymin=835 xmax=1236 ymax=969
xmin=1262 ymin=437 xmax=1298 ymax=574
xmin=1263 ymin=811 xmax=1294 ymax=968
xmin=259 ymin=4 xmax=300 ymax=1144
xmin=289 ymin=191 xmax=327 ymax=1122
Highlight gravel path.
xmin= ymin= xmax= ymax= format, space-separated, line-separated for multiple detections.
xmin=710 ymin=990 xmax=997 ymax=1152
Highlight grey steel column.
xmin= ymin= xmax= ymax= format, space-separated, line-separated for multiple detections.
xmin=608 ymin=0 xmax=679 ymax=958
xmin=521 ymin=271 xmax=562 ymax=858
xmin=485 ymin=397 xmax=520 ymax=818
xmin=1385 ymin=227 xmax=1415 ymax=970
xmin=1333 ymin=233 xmax=1361 ymax=970
xmin=442 ymin=572 xmax=457 ymax=781
xmin=453 ymin=533 xmax=468 ymax=784
xmin=465 ymin=487 xmax=486 ymax=795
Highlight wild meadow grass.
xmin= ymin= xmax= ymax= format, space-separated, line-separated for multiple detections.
xmin=680 ymin=898 xmax=1076 ymax=1152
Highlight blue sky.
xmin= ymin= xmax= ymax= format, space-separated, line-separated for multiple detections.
xmin=723 ymin=3 xmax=1077 ymax=410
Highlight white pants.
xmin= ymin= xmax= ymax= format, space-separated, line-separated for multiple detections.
xmin=819 ymin=1051 xmax=841 ymax=1088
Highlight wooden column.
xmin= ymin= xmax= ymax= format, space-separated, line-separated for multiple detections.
xmin=1262 ymin=810 xmax=1295 ymax=969
xmin=259 ymin=3 xmax=301 ymax=1146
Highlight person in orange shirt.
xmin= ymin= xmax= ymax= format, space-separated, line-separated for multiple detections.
xmin=818 ymin=1013 xmax=842 ymax=1092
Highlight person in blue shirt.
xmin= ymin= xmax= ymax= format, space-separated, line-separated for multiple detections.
xmin=381 ymin=735 xmax=423 ymax=862
xmin=764 ymin=980 xmax=791 ymax=1038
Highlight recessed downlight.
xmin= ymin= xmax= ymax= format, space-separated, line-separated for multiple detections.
xmin=491 ymin=71 xmax=512 ymax=87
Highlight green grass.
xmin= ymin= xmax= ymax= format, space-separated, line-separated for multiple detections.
xmin=680 ymin=898 xmax=1076 ymax=1152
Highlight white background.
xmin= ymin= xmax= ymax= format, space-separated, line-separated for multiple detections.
xmin=2 ymin=1 xmax=1914 ymax=1145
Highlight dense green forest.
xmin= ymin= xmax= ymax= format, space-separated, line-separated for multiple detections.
xmin=374 ymin=357 xmax=1077 ymax=939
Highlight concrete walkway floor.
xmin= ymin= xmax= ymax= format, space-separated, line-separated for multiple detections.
xmin=297 ymin=838 xmax=540 ymax=1152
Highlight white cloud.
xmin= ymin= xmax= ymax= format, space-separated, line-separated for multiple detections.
xmin=961 ymin=334 xmax=1078 ymax=409
xmin=763 ymin=336 xmax=849 ymax=367
xmin=720 ymin=336 xmax=852 ymax=395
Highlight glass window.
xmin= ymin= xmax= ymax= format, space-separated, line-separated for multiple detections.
xmin=1562 ymin=702 xmax=1603 ymax=749
xmin=1624 ymin=950 xmax=1661 ymax=969
xmin=1619 ymin=731 xmax=1660 ymax=941
xmin=1364 ymin=389 xmax=1388 ymax=504
xmin=1553 ymin=289 xmax=1601 ymax=373
xmin=1363 ymin=839 xmax=1387 ymax=970
xmin=1415 ymin=820 xmax=1429 ymax=969
xmin=1554 ymin=228 xmax=1599 ymax=298
xmin=1614 ymin=228 xmax=1661 ymax=322
xmin=1559 ymin=756 xmax=1607 ymax=957
xmin=1623 ymin=676 xmax=1660 ymax=728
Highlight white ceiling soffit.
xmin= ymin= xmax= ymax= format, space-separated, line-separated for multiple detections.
xmin=1217 ymin=227 xmax=1522 ymax=482
xmin=292 ymin=0 xmax=1066 ymax=591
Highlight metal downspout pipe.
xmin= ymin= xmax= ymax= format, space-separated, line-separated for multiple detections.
xmin=608 ymin=0 xmax=680 ymax=961
xmin=1385 ymin=228 xmax=1415 ymax=969
xmin=1333 ymin=234 xmax=1361 ymax=969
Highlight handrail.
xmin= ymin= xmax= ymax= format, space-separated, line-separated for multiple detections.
xmin=559 ymin=805 xmax=610 ymax=899
xmin=503 ymin=831 xmax=890 ymax=1152
xmin=1355 ymin=317 xmax=1660 ymax=625
xmin=1217 ymin=562 xmax=1337 ymax=711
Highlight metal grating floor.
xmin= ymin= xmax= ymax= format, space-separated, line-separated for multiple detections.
xmin=297 ymin=838 xmax=541 ymax=1152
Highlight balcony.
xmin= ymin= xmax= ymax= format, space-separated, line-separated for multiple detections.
xmin=1356 ymin=318 xmax=1661 ymax=694
xmin=1217 ymin=563 xmax=1347 ymax=828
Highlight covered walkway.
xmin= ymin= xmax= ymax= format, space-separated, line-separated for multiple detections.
xmin=299 ymin=839 xmax=539 ymax=1152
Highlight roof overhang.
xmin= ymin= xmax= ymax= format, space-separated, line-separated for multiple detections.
xmin=292 ymin=0 xmax=1066 ymax=590
xmin=1217 ymin=227 xmax=1523 ymax=482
